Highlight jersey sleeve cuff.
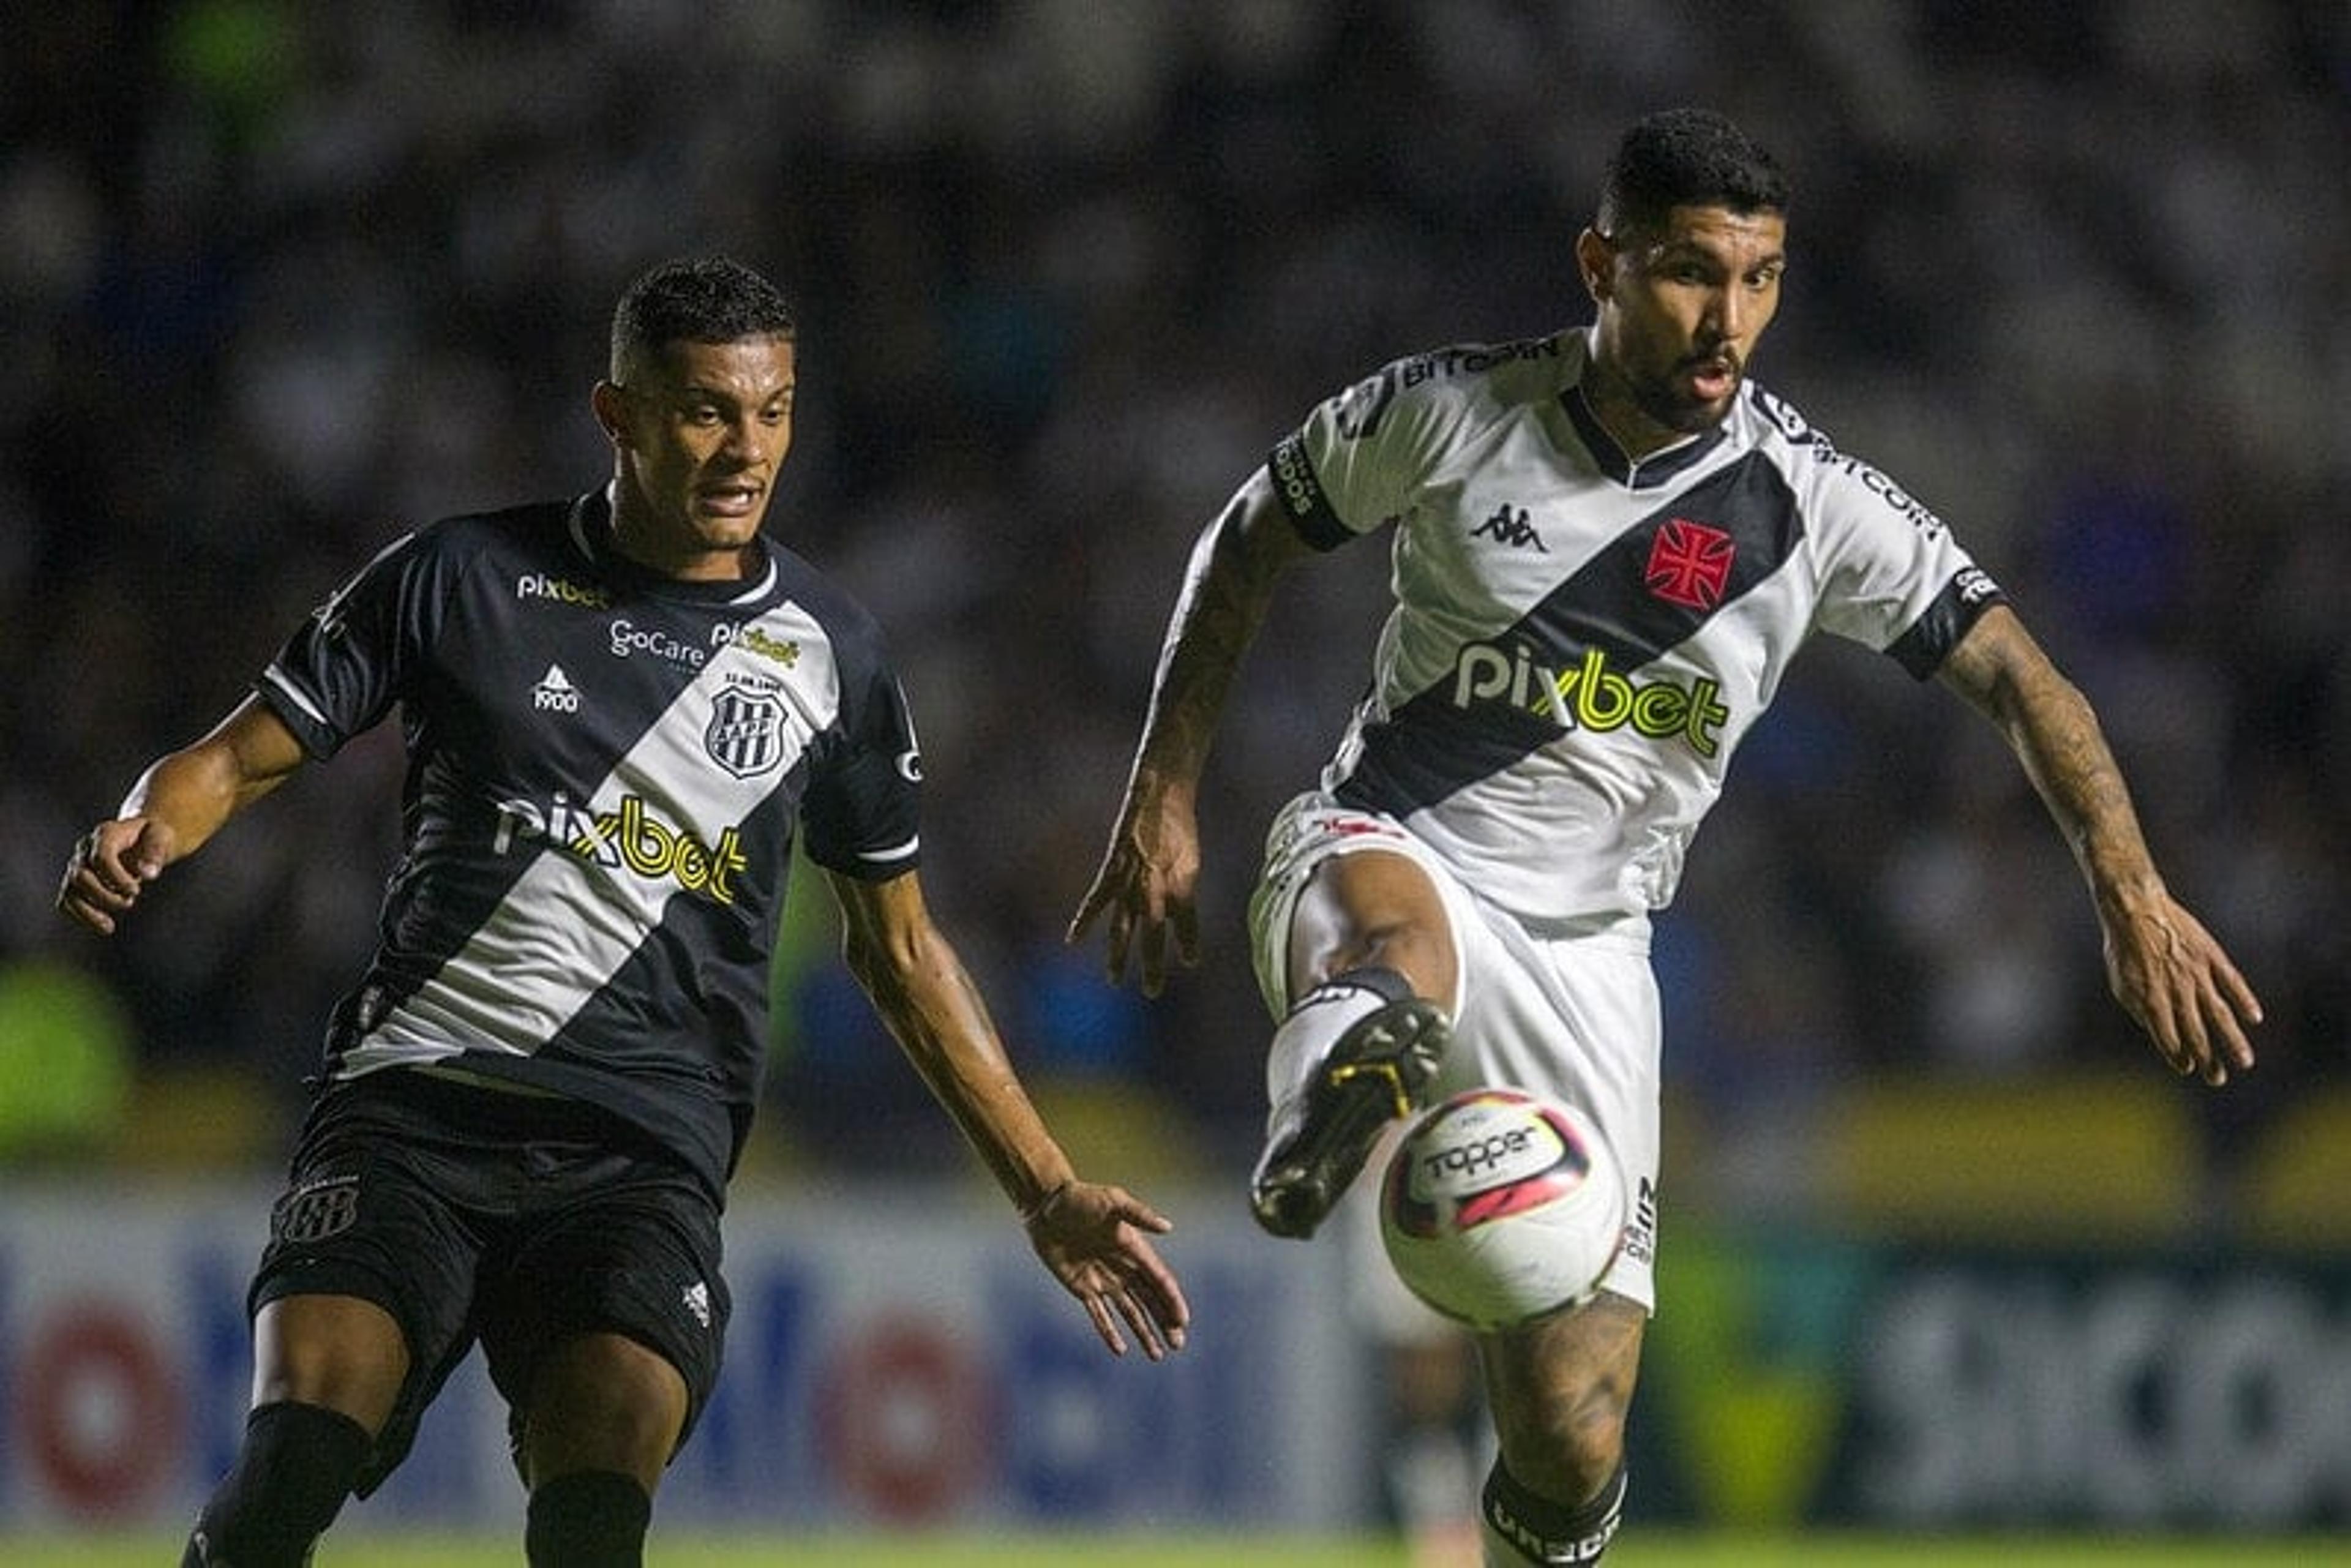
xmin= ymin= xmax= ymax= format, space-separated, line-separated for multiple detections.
xmin=255 ymin=666 xmax=347 ymax=760
xmin=1267 ymin=435 xmax=1352 ymax=551
xmin=1888 ymin=566 xmax=2007 ymax=680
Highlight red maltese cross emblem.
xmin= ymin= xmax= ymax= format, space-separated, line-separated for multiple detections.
xmin=1644 ymin=519 xmax=1736 ymax=610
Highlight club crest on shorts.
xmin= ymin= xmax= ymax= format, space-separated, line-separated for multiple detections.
xmin=271 ymin=1174 xmax=360 ymax=1245
xmin=705 ymin=677 xmax=786 ymax=778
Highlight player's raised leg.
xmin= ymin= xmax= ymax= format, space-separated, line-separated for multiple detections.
xmin=1251 ymin=846 xmax=1459 ymax=1238
xmin=1472 ymin=1293 xmax=1647 ymax=1566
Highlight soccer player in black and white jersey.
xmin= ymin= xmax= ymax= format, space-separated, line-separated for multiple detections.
xmin=60 ymin=255 xmax=1189 ymax=1567
xmin=1071 ymin=110 xmax=2260 ymax=1564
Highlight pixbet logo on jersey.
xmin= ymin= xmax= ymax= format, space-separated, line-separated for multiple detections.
xmin=711 ymin=621 xmax=802 ymax=669
xmin=514 ymin=572 xmax=612 ymax=609
xmin=492 ymin=792 xmax=749 ymax=904
xmin=1450 ymin=642 xmax=1729 ymax=756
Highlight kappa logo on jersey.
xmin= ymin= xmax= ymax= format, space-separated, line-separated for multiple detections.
xmin=516 ymin=572 xmax=612 ymax=609
xmin=532 ymin=664 xmax=581 ymax=713
xmin=1644 ymin=519 xmax=1736 ymax=610
xmin=1452 ymin=642 xmax=1730 ymax=757
xmin=705 ymin=676 xmax=787 ymax=779
xmin=1472 ymin=502 xmax=1548 ymax=552
xmin=493 ymin=792 xmax=749 ymax=904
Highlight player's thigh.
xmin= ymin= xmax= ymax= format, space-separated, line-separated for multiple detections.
xmin=479 ymin=1145 xmax=729 ymax=1480
xmin=1248 ymin=795 xmax=1469 ymax=1015
xmin=248 ymin=1078 xmax=492 ymax=1450
xmin=1475 ymin=1289 xmax=1648 ymax=1481
xmin=1444 ymin=923 xmax=1662 ymax=1313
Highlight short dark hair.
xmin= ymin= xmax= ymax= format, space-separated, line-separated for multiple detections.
xmin=609 ymin=255 xmax=797 ymax=378
xmin=1597 ymin=110 xmax=1788 ymax=239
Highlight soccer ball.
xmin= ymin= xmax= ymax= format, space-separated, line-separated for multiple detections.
xmin=1378 ymin=1087 xmax=1627 ymax=1330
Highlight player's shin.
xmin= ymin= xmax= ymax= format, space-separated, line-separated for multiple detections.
xmin=182 ymin=1400 xmax=371 ymax=1567
xmin=1479 ymin=1456 xmax=1625 ymax=1566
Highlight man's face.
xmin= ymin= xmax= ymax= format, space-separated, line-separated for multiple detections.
xmin=1581 ymin=203 xmax=1786 ymax=450
xmin=594 ymin=335 xmax=796 ymax=579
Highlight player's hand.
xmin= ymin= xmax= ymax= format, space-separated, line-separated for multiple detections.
xmin=2102 ymin=891 xmax=2262 ymax=1087
xmin=1022 ymin=1180 xmax=1190 ymax=1361
xmin=1067 ymin=789 xmax=1202 ymax=996
xmin=57 ymin=817 xmax=177 ymax=936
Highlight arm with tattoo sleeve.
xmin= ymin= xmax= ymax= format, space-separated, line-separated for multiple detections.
xmin=1935 ymin=606 xmax=2262 ymax=1084
xmin=1068 ymin=467 xmax=1319 ymax=994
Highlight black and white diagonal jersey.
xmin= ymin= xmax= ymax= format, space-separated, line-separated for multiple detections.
xmin=1269 ymin=328 xmax=2004 ymax=926
xmin=256 ymin=488 xmax=921 ymax=1195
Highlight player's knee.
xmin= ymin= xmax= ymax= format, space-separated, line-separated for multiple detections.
xmin=184 ymin=1400 xmax=373 ymax=1567
xmin=1296 ymin=853 xmax=1456 ymax=997
xmin=521 ymin=1334 xmax=688 ymax=1488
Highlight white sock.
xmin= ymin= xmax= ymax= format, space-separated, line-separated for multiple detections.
xmin=1263 ymin=966 xmax=1419 ymax=1133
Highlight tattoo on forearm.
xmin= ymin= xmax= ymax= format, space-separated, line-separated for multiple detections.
xmin=1142 ymin=526 xmax=1275 ymax=775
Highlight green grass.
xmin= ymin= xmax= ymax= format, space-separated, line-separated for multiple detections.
xmin=3 ymin=1531 xmax=2339 ymax=1566
xmin=1608 ymin=1536 xmax=2346 ymax=1567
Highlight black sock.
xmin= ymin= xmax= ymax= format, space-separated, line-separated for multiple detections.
xmin=526 ymin=1469 xmax=653 ymax=1568
xmin=1481 ymin=1457 xmax=1627 ymax=1564
xmin=182 ymin=1400 xmax=372 ymax=1567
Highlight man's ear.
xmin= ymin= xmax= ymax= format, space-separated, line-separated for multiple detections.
xmin=591 ymin=380 xmax=631 ymax=448
xmin=1575 ymin=228 xmax=1614 ymax=305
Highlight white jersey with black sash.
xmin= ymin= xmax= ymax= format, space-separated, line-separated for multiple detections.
xmin=256 ymin=488 xmax=921 ymax=1195
xmin=1267 ymin=327 xmax=2004 ymax=928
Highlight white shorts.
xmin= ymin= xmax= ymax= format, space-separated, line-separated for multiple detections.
xmin=1247 ymin=792 xmax=1662 ymax=1318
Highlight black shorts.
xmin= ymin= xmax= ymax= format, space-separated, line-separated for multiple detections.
xmin=251 ymin=1068 xmax=730 ymax=1495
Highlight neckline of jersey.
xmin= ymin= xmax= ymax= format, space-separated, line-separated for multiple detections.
xmin=567 ymin=489 xmax=782 ymax=606
xmin=1558 ymin=382 xmax=1728 ymax=492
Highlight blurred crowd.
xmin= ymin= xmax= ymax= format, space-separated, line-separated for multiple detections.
xmin=4 ymin=1 xmax=2344 ymax=1206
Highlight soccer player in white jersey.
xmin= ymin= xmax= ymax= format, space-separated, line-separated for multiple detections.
xmin=1071 ymin=110 xmax=2260 ymax=1564
xmin=60 ymin=256 xmax=1188 ymax=1568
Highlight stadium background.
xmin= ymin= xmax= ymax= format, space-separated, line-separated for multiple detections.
xmin=2 ymin=0 xmax=2345 ymax=1556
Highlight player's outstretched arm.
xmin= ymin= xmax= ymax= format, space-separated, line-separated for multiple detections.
xmin=1068 ymin=467 xmax=1318 ymax=994
xmin=830 ymin=868 xmax=1190 ymax=1359
xmin=58 ymin=696 xmax=309 ymax=936
xmin=1935 ymin=606 xmax=2263 ymax=1084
